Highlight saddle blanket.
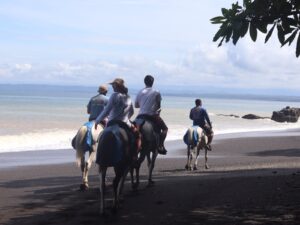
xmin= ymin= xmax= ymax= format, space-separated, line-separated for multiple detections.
xmin=96 ymin=125 xmax=123 ymax=166
xmin=183 ymin=126 xmax=199 ymax=147
xmin=84 ymin=121 xmax=94 ymax=150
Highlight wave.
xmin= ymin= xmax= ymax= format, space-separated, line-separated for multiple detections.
xmin=0 ymin=129 xmax=76 ymax=153
xmin=0 ymin=121 xmax=299 ymax=153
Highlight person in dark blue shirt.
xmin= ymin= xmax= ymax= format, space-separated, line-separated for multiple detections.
xmin=189 ymin=99 xmax=213 ymax=150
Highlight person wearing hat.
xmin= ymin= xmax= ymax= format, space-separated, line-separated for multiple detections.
xmin=87 ymin=84 xmax=109 ymax=122
xmin=95 ymin=78 xmax=134 ymax=126
xmin=71 ymin=84 xmax=108 ymax=149
xmin=135 ymin=75 xmax=168 ymax=155
xmin=95 ymin=78 xmax=140 ymax=157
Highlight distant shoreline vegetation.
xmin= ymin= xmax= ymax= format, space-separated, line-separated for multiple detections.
xmin=0 ymin=83 xmax=300 ymax=103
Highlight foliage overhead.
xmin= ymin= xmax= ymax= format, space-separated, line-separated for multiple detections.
xmin=211 ymin=0 xmax=300 ymax=57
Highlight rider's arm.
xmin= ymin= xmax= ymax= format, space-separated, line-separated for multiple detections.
xmin=95 ymin=93 xmax=115 ymax=124
xmin=128 ymin=102 xmax=134 ymax=119
xmin=189 ymin=108 xmax=194 ymax=120
xmin=204 ymin=110 xmax=212 ymax=127
xmin=87 ymin=100 xmax=91 ymax=114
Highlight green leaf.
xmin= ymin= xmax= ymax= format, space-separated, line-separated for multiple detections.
xmin=213 ymin=28 xmax=223 ymax=42
xmin=232 ymin=30 xmax=240 ymax=45
xmin=240 ymin=21 xmax=249 ymax=37
xmin=243 ymin=0 xmax=251 ymax=7
xmin=265 ymin=23 xmax=275 ymax=43
xmin=210 ymin=16 xmax=225 ymax=23
xmin=282 ymin=29 xmax=298 ymax=46
xmin=249 ymin=23 xmax=257 ymax=41
xmin=277 ymin=24 xmax=285 ymax=45
xmin=221 ymin=8 xmax=229 ymax=17
xmin=256 ymin=22 xmax=267 ymax=33
xmin=225 ymin=27 xmax=233 ymax=42
xmin=296 ymin=33 xmax=300 ymax=57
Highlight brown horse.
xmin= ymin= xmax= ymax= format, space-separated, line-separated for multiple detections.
xmin=130 ymin=119 xmax=159 ymax=189
xmin=96 ymin=123 xmax=136 ymax=215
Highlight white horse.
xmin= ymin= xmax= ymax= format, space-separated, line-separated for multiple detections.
xmin=72 ymin=121 xmax=103 ymax=190
xmin=184 ymin=126 xmax=209 ymax=170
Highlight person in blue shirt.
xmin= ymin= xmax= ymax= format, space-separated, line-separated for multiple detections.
xmin=87 ymin=85 xmax=109 ymax=122
xmin=189 ymin=99 xmax=214 ymax=150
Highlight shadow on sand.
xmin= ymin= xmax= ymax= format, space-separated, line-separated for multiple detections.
xmin=1 ymin=168 xmax=300 ymax=225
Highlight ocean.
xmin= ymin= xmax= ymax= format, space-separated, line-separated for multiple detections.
xmin=0 ymin=84 xmax=299 ymax=153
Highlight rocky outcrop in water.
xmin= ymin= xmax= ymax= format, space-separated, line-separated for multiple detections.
xmin=217 ymin=114 xmax=240 ymax=118
xmin=242 ymin=114 xmax=270 ymax=120
xmin=271 ymin=106 xmax=300 ymax=123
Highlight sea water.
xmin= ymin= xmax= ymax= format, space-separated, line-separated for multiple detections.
xmin=0 ymin=84 xmax=299 ymax=153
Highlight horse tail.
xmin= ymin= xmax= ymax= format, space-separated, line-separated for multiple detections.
xmin=75 ymin=126 xmax=88 ymax=166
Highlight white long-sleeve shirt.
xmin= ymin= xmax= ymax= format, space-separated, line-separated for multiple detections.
xmin=96 ymin=92 xmax=134 ymax=125
xmin=135 ymin=87 xmax=161 ymax=116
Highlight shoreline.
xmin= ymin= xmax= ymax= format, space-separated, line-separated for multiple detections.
xmin=1 ymin=128 xmax=300 ymax=169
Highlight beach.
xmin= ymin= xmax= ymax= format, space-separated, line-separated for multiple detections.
xmin=1 ymin=131 xmax=300 ymax=225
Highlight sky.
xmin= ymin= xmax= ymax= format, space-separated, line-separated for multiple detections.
xmin=0 ymin=0 xmax=299 ymax=95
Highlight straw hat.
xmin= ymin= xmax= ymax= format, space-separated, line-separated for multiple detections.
xmin=109 ymin=78 xmax=124 ymax=86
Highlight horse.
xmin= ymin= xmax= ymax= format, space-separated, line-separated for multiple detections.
xmin=72 ymin=121 xmax=103 ymax=190
xmin=183 ymin=126 xmax=209 ymax=171
xmin=130 ymin=118 xmax=159 ymax=189
xmin=96 ymin=123 xmax=137 ymax=215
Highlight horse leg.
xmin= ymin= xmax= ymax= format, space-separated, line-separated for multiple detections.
xmin=112 ymin=166 xmax=129 ymax=213
xmin=78 ymin=152 xmax=89 ymax=191
xmin=99 ymin=166 xmax=107 ymax=215
xmin=82 ymin=151 xmax=96 ymax=190
xmin=205 ymin=148 xmax=209 ymax=169
xmin=185 ymin=146 xmax=190 ymax=170
xmin=147 ymin=152 xmax=158 ymax=186
xmin=130 ymin=164 xmax=140 ymax=190
xmin=193 ymin=148 xmax=200 ymax=171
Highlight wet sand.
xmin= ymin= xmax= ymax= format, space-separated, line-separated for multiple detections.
xmin=0 ymin=133 xmax=300 ymax=225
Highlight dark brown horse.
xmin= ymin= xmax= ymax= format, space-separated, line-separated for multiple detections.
xmin=96 ymin=123 xmax=136 ymax=215
xmin=130 ymin=119 xmax=159 ymax=189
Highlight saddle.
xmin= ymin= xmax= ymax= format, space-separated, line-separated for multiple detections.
xmin=135 ymin=114 xmax=159 ymax=133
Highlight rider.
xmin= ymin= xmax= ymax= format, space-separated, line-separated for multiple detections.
xmin=71 ymin=84 xmax=108 ymax=149
xmin=94 ymin=78 xmax=139 ymax=157
xmin=135 ymin=75 xmax=168 ymax=155
xmin=189 ymin=99 xmax=213 ymax=150
xmin=87 ymin=85 xmax=109 ymax=122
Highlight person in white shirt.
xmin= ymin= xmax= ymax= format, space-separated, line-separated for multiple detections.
xmin=135 ymin=75 xmax=168 ymax=155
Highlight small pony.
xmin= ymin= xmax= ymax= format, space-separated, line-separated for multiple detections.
xmin=183 ymin=126 xmax=209 ymax=170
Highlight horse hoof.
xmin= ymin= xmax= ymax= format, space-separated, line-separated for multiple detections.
xmin=185 ymin=165 xmax=189 ymax=170
xmin=193 ymin=166 xmax=197 ymax=171
xmin=147 ymin=180 xmax=155 ymax=187
xmin=79 ymin=183 xmax=89 ymax=191
xmin=205 ymin=165 xmax=210 ymax=169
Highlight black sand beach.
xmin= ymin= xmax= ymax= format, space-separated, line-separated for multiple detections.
xmin=0 ymin=132 xmax=300 ymax=225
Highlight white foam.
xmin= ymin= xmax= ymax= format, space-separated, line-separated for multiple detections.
xmin=0 ymin=129 xmax=76 ymax=153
